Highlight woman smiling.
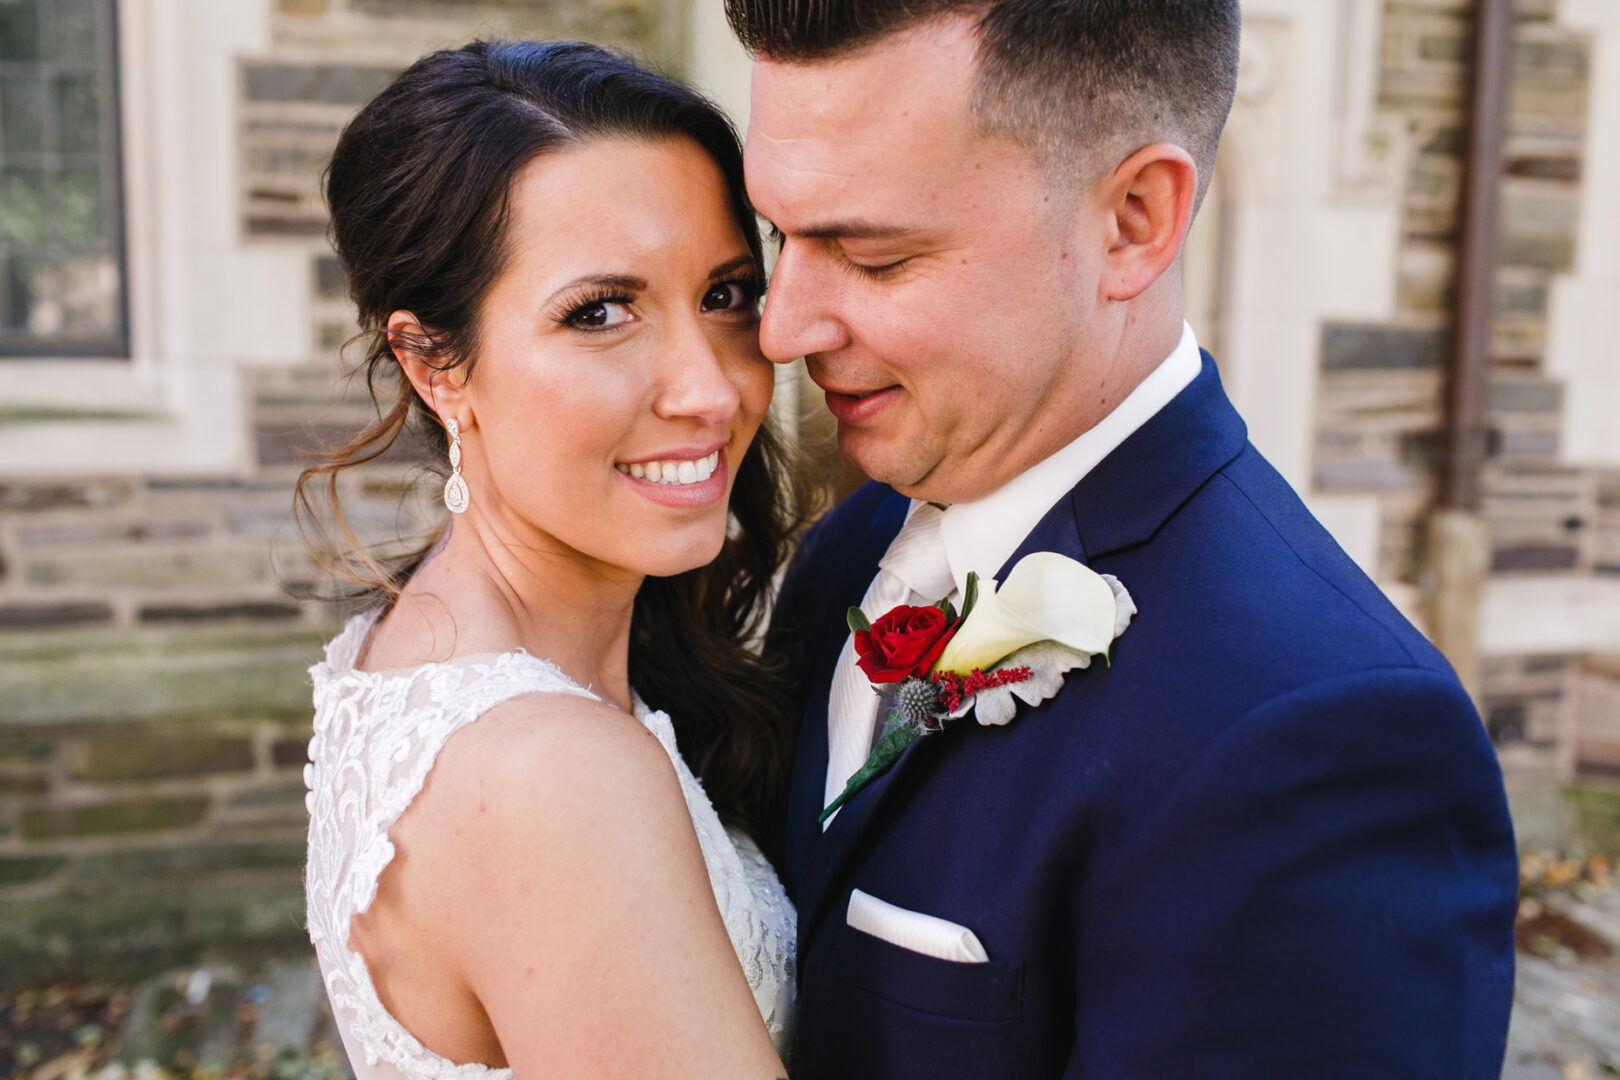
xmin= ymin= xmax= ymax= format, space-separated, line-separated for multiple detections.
xmin=295 ymin=40 xmax=805 ymax=1080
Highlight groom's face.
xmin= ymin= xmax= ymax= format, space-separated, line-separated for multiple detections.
xmin=745 ymin=16 xmax=1108 ymax=505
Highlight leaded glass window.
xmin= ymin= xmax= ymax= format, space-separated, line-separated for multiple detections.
xmin=0 ymin=0 xmax=127 ymax=356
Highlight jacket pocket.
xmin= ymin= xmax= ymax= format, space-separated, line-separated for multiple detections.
xmin=829 ymin=923 xmax=1025 ymax=1022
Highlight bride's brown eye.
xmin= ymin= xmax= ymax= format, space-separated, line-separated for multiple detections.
xmin=563 ymin=297 xmax=634 ymax=330
xmin=702 ymin=284 xmax=739 ymax=311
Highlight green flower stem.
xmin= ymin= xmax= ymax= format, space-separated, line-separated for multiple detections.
xmin=819 ymin=722 xmax=919 ymax=823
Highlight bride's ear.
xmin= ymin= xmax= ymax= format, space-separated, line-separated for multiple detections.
xmin=386 ymin=309 xmax=471 ymax=430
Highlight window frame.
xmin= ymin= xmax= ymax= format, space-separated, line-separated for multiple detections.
xmin=0 ymin=0 xmax=131 ymax=359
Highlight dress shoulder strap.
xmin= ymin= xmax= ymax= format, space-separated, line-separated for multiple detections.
xmin=304 ymin=623 xmax=597 ymax=1080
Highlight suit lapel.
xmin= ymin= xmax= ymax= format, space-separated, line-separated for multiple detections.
xmin=796 ymin=353 xmax=1250 ymax=944
xmin=795 ymin=475 xmax=1094 ymax=945
xmin=782 ymin=488 xmax=909 ymax=898
xmin=1066 ymin=352 xmax=1248 ymax=560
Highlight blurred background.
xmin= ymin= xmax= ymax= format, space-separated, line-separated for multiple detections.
xmin=1 ymin=0 xmax=1619 ymax=1076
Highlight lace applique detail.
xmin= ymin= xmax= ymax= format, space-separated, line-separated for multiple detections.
xmin=304 ymin=611 xmax=796 ymax=1080
xmin=637 ymin=709 xmax=797 ymax=1044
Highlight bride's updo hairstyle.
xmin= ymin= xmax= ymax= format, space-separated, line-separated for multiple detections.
xmin=297 ymin=40 xmax=811 ymax=835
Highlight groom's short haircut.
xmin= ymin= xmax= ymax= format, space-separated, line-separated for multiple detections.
xmin=725 ymin=0 xmax=1241 ymax=204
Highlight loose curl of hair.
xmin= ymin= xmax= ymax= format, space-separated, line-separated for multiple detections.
xmin=295 ymin=40 xmax=815 ymax=837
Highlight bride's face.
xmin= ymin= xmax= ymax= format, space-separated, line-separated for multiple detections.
xmin=449 ymin=136 xmax=773 ymax=580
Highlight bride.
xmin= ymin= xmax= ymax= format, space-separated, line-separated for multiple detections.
xmin=296 ymin=40 xmax=807 ymax=1079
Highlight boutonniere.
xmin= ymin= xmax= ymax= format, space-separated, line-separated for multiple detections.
xmin=822 ymin=553 xmax=1135 ymax=822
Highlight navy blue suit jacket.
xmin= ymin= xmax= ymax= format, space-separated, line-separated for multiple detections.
xmin=769 ymin=356 xmax=1518 ymax=1078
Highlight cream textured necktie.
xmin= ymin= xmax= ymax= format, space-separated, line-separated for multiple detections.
xmin=823 ymin=501 xmax=954 ymax=825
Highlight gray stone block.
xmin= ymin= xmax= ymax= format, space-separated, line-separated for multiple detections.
xmin=1315 ymin=458 xmax=1427 ymax=492
xmin=0 ymin=480 xmax=133 ymax=511
xmin=0 ymin=624 xmax=328 ymax=724
xmin=139 ymin=601 xmax=303 ymax=624
xmin=1322 ymin=323 xmax=1446 ymax=370
xmin=0 ymin=874 xmax=307 ymax=979
xmin=68 ymin=730 xmax=257 ymax=782
xmin=15 ymin=518 xmax=213 ymax=546
xmin=19 ymin=795 xmax=213 ymax=840
xmin=0 ymin=601 xmax=115 ymax=629
xmin=25 ymin=550 xmax=269 ymax=590
xmin=243 ymin=62 xmax=397 ymax=105
xmin=0 ymin=854 xmax=69 ymax=887
xmin=69 ymin=836 xmax=307 ymax=881
xmin=1494 ymin=544 xmax=1580 ymax=572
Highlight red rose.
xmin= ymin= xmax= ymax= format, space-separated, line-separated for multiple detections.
xmin=854 ymin=605 xmax=959 ymax=684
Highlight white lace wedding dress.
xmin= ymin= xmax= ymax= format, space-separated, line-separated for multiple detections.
xmin=303 ymin=610 xmax=796 ymax=1080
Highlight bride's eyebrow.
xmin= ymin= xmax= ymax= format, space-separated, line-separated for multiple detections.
xmin=543 ymin=273 xmax=647 ymax=304
xmin=708 ymin=254 xmax=760 ymax=279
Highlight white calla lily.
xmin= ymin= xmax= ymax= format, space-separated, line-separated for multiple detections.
xmin=935 ymin=552 xmax=1118 ymax=675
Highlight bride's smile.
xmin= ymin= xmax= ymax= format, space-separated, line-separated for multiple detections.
xmin=403 ymin=135 xmax=774 ymax=583
xmin=298 ymin=42 xmax=802 ymax=1080
xmin=614 ymin=446 xmax=730 ymax=507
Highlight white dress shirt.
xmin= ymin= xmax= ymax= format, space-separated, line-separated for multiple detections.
xmin=823 ymin=322 xmax=1204 ymax=806
xmin=937 ymin=320 xmax=1203 ymax=596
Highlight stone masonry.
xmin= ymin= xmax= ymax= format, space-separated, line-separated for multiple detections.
xmin=1312 ymin=0 xmax=1620 ymax=809
xmin=6 ymin=0 xmax=1620 ymax=985
xmin=0 ymin=0 xmax=667 ymax=981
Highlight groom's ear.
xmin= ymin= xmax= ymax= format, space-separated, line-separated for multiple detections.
xmin=1097 ymin=143 xmax=1198 ymax=304
xmin=386 ymin=309 xmax=471 ymax=428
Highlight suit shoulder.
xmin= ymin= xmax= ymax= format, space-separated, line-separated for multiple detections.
xmin=1195 ymin=445 xmax=1451 ymax=677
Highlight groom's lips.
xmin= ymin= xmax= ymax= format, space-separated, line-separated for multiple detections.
xmin=823 ymin=385 xmax=902 ymax=426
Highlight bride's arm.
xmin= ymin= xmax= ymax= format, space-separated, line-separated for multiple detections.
xmin=413 ymin=694 xmax=787 ymax=1079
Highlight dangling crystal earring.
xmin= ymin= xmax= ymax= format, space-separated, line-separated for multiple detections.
xmin=442 ymin=417 xmax=470 ymax=514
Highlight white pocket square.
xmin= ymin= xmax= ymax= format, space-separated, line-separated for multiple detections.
xmin=846 ymin=888 xmax=989 ymax=963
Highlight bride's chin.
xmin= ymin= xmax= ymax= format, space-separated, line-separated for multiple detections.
xmin=629 ymin=527 xmax=728 ymax=580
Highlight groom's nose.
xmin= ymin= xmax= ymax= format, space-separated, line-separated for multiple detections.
xmin=760 ymin=242 xmax=850 ymax=364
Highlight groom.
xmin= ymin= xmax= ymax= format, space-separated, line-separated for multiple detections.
xmin=732 ymin=1 xmax=1519 ymax=1077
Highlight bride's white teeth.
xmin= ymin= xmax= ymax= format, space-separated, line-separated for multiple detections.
xmin=619 ymin=452 xmax=722 ymax=485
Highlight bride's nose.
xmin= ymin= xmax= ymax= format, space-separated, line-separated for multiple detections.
xmin=651 ymin=319 xmax=744 ymax=426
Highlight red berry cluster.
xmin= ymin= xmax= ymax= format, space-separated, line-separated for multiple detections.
xmin=930 ymin=666 xmax=1033 ymax=713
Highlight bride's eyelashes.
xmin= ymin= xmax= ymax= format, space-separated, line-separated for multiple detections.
xmin=702 ymin=270 xmax=766 ymax=316
xmin=552 ymin=270 xmax=764 ymax=335
xmin=556 ymin=285 xmax=638 ymax=332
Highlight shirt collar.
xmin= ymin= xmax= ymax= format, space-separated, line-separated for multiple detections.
xmin=934 ymin=321 xmax=1203 ymax=594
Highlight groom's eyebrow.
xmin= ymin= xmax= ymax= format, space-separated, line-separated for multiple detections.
xmin=772 ymin=219 xmax=921 ymax=242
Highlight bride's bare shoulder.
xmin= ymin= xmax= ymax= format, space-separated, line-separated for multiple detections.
xmin=423 ymin=693 xmax=684 ymax=843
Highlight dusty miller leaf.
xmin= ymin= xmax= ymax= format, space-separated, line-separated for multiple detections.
xmin=973 ymin=642 xmax=1095 ymax=726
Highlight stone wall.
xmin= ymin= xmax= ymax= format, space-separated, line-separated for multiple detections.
xmin=0 ymin=0 xmax=667 ymax=982
xmin=6 ymin=0 xmax=1620 ymax=986
xmin=1312 ymin=0 xmax=1620 ymax=790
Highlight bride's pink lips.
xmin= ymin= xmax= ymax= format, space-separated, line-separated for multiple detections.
xmin=823 ymin=385 xmax=902 ymax=426
xmin=615 ymin=446 xmax=730 ymax=509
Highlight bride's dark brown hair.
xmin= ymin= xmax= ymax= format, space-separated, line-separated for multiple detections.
xmin=296 ymin=39 xmax=813 ymax=836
